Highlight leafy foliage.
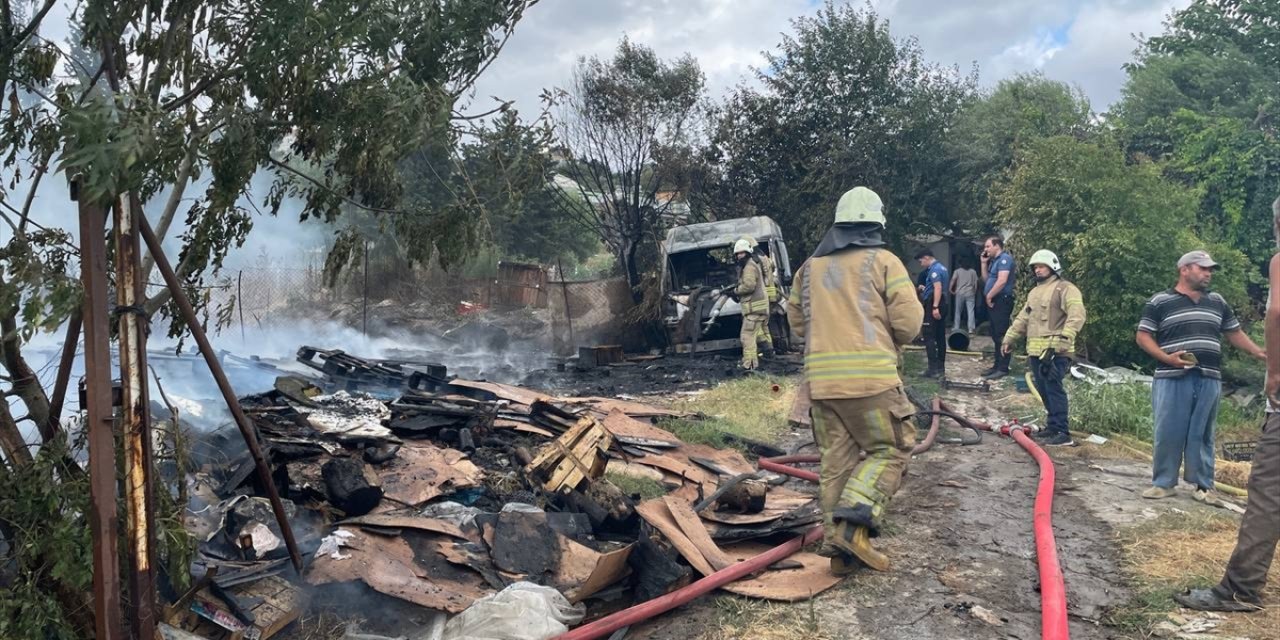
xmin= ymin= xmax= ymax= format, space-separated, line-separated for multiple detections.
xmin=995 ymin=136 xmax=1249 ymax=365
xmin=708 ymin=1 xmax=976 ymax=256
xmin=1115 ymin=0 xmax=1280 ymax=283
xmin=0 ymin=440 xmax=93 ymax=640
xmin=944 ymin=74 xmax=1094 ymax=232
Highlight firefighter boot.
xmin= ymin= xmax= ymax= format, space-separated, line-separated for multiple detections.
xmin=830 ymin=504 xmax=890 ymax=572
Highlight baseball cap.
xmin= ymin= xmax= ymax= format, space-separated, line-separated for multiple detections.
xmin=1177 ymin=250 xmax=1219 ymax=269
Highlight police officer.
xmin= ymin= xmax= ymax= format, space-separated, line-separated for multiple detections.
xmin=1001 ymin=249 xmax=1086 ymax=446
xmin=734 ymin=238 xmax=770 ymax=370
xmin=981 ymin=236 xmax=1017 ymax=380
xmin=788 ymin=186 xmax=922 ymax=574
xmin=915 ymin=249 xmax=949 ymax=378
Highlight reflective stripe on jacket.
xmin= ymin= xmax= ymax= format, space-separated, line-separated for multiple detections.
xmin=787 ymin=247 xmax=923 ymax=399
xmin=1004 ymin=276 xmax=1086 ymax=355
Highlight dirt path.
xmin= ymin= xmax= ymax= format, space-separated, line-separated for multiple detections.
xmin=632 ymin=349 xmax=1237 ymax=639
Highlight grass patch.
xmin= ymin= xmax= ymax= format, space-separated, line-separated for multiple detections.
xmin=1111 ymin=510 xmax=1280 ymax=637
xmin=696 ymin=596 xmax=833 ymax=640
xmin=1069 ymin=379 xmax=1264 ymax=447
xmin=666 ymin=375 xmax=797 ymax=448
xmin=900 ymin=351 xmax=941 ymax=397
xmin=604 ymin=472 xmax=666 ymax=501
xmin=1069 ymin=381 xmax=1156 ymax=441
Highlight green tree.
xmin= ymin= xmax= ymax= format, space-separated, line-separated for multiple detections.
xmin=0 ymin=0 xmax=537 ymax=634
xmin=1114 ymin=0 xmax=1279 ymax=283
xmin=944 ymin=73 xmax=1094 ymax=232
xmin=995 ymin=136 xmax=1249 ymax=366
xmin=708 ymin=1 xmax=976 ymax=256
xmin=551 ymin=38 xmax=708 ymax=295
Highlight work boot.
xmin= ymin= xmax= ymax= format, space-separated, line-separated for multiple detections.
xmin=830 ymin=524 xmax=889 ymax=572
xmin=979 ymin=366 xmax=997 ymax=377
xmin=829 ymin=551 xmax=863 ymax=576
xmin=1142 ymin=486 xmax=1176 ymax=499
xmin=984 ymin=370 xmax=1008 ymax=381
xmin=831 ymin=504 xmax=879 ymax=536
xmin=1038 ymin=432 xmax=1074 ymax=447
xmin=1173 ymin=588 xmax=1262 ymax=613
xmin=921 ymin=367 xmax=941 ymax=379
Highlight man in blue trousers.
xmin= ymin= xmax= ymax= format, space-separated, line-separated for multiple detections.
xmin=1135 ymin=251 xmax=1266 ymax=502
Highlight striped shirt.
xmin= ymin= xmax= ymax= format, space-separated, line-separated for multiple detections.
xmin=1137 ymin=289 xmax=1240 ymax=379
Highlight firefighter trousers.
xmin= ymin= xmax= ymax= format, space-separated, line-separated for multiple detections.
xmin=740 ymin=313 xmax=767 ymax=369
xmin=812 ymin=388 xmax=917 ymax=543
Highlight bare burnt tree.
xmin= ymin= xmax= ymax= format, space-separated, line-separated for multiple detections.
xmin=550 ymin=38 xmax=706 ymax=296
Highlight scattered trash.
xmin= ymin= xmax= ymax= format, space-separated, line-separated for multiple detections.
xmin=970 ymin=605 xmax=1005 ymax=626
xmin=161 ymin=345 xmax=823 ymax=639
xmin=317 ymin=530 xmax=355 ymax=560
xmin=441 ymin=582 xmax=586 ymax=640
xmin=1085 ymin=434 xmax=1109 ymax=445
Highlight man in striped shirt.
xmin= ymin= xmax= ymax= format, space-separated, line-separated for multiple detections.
xmin=1136 ymin=251 xmax=1266 ymax=502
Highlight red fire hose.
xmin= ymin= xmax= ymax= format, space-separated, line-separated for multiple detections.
xmin=555 ymin=526 xmax=824 ymax=640
xmin=558 ymin=401 xmax=1070 ymax=640
xmin=1010 ymin=427 xmax=1070 ymax=640
xmin=942 ymin=400 xmax=1071 ymax=640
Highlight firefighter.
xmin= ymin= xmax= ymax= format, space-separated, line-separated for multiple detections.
xmin=787 ymin=186 xmax=923 ymax=574
xmin=740 ymin=236 xmax=778 ymax=356
xmin=1001 ymin=249 xmax=1086 ymax=447
xmin=734 ymin=238 xmax=770 ymax=370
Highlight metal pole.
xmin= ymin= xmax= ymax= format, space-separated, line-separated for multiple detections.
xmin=75 ymin=184 xmax=125 ymax=640
xmin=557 ymin=258 xmax=574 ymax=346
xmin=45 ymin=308 xmax=81 ymax=439
xmin=362 ymin=241 xmax=370 ymax=336
xmin=237 ymin=270 xmax=246 ymax=345
xmin=114 ymin=193 xmax=157 ymax=638
xmin=138 ymin=214 xmax=304 ymax=571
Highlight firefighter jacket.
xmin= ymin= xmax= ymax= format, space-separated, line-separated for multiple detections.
xmin=1004 ymin=275 xmax=1086 ymax=356
xmin=759 ymin=253 xmax=780 ymax=303
xmin=787 ymin=248 xmax=922 ymax=400
xmin=735 ymin=257 xmax=769 ymax=315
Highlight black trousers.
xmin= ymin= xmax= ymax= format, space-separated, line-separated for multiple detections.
xmin=923 ymin=310 xmax=946 ymax=372
xmin=1029 ymin=355 xmax=1069 ymax=435
xmin=989 ymin=295 xmax=1015 ymax=372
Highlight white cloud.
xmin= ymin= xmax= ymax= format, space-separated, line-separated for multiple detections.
xmin=470 ymin=0 xmax=1192 ymax=118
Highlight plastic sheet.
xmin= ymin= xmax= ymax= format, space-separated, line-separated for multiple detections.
xmin=443 ymin=582 xmax=585 ymax=640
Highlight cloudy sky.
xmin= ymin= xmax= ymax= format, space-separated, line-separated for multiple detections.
xmin=467 ymin=0 xmax=1190 ymax=119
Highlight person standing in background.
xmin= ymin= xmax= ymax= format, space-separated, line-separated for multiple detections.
xmin=1136 ymin=251 xmax=1266 ymax=501
xmin=981 ymin=236 xmax=1016 ymax=380
xmin=951 ymin=259 xmax=979 ymax=333
xmin=1174 ymin=196 xmax=1280 ymax=612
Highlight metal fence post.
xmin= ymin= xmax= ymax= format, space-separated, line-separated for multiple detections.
xmin=363 ymin=241 xmax=370 ymax=336
xmin=557 ymin=258 xmax=574 ymax=347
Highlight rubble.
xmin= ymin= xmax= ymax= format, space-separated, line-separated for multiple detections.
xmin=167 ymin=345 xmax=830 ymax=639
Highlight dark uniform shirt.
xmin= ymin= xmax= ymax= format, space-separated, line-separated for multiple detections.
xmin=985 ymin=251 xmax=1015 ymax=298
xmin=921 ymin=262 xmax=949 ymax=304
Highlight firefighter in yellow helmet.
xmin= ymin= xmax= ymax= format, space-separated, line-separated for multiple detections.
xmin=787 ymin=186 xmax=922 ymax=574
xmin=1001 ymin=249 xmax=1086 ymax=447
xmin=739 ymin=236 xmax=777 ymax=357
xmin=734 ymin=238 xmax=770 ymax=370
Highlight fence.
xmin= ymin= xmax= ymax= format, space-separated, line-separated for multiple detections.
xmin=177 ymin=257 xmax=561 ymax=339
xmin=546 ymin=276 xmax=636 ymax=355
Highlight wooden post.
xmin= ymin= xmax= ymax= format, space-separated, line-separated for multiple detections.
xmin=76 ymin=183 xmax=125 ymax=640
xmin=113 ymin=193 xmax=157 ymax=638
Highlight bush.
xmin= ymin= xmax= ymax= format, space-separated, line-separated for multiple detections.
xmin=996 ymin=136 xmax=1249 ymax=366
xmin=1069 ymin=381 xmax=1156 ymax=440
